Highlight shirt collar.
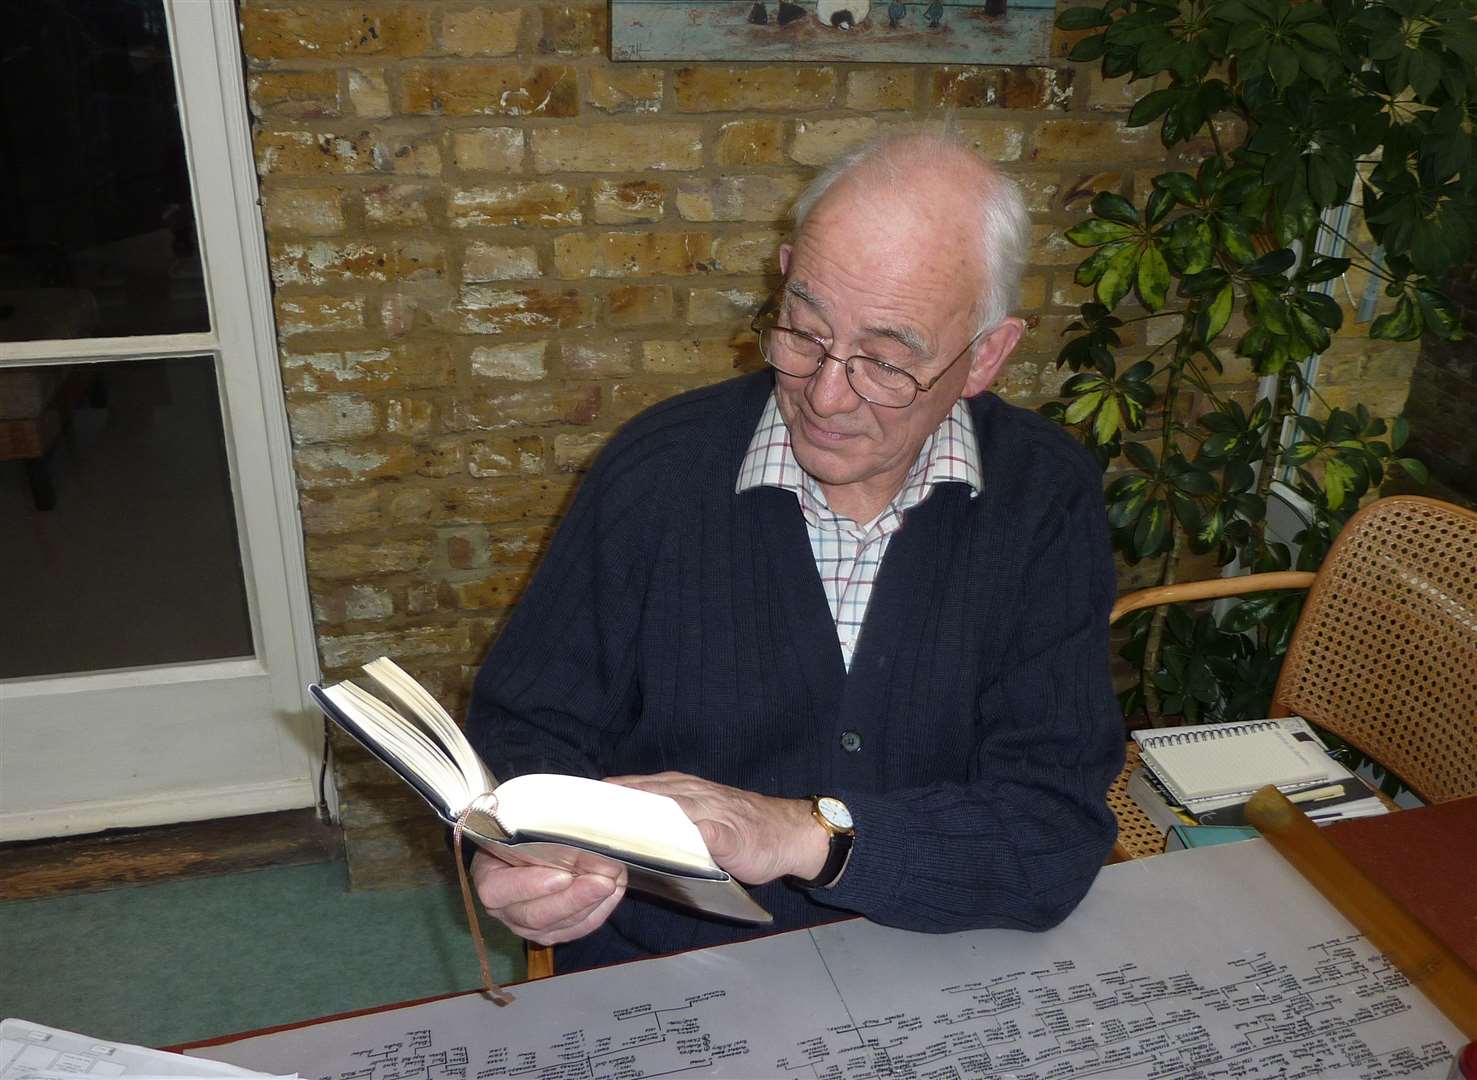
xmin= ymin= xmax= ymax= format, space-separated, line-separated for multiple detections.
xmin=735 ymin=393 xmax=982 ymax=512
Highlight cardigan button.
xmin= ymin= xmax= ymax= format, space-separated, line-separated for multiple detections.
xmin=839 ymin=730 xmax=863 ymax=752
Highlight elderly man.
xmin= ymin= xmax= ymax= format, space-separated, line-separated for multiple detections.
xmin=466 ymin=129 xmax=1124 ymax=973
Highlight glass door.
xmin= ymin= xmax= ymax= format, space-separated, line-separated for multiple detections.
xmin=0 ymin=0 xmax=321 ymax=840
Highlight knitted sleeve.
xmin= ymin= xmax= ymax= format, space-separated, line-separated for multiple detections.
xmin=821 ymin=453 xmax=1125 ymax=933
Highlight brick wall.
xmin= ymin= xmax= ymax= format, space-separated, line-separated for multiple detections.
xmin=238 ymin=1 xmax=1421 ymax=886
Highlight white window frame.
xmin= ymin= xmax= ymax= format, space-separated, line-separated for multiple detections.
xmin=0 ymin=0 xmax=328 ymax=839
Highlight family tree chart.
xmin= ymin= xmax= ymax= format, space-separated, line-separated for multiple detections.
xmin=193 ymin=842 xmax=1462 ymax=1080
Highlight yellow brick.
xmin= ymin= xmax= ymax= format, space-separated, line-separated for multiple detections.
xmin=1030 ymin=119 xmax=1159 ymax=163
xmin=608 ymin=380 xmax=708 ymax=421
xmin=449 ymin=127 xmax=526 ymax=172
xmin=711 ymin=230 xmax=784 ymax=275
xmin=241 ymin=6 xmax=432 ymax=61
xmin=687 ymin=286 xmax=767 ymax=325
xmin=675 ymin=66 xmax=836 ymax=112
xmin=447 ymin=384 xmax=602 ymax=429
xmin=452 ymin=286 xmax=593 ymax=334
xmin=716 ymin=119 xmax=785 ymax=166
xmin=467 ymin=437 xmax=545 ymax=478
xmin=274 ymin=293 xmax=365 ymax=336
xmin=347 ymin=69 xmax=391 ymax=117
xmin=280 ymin=344 xmax=454 ymax=393
xmin=931 ymin=68 xmax=1001 ymax=109
xmin=263 ymin=188 xmax=347 ymax=234
xmin=438 ymin=9 xmax=523 ymax=55
xmin=1019 ymin=273 xmax=1048 ymax=310
xmin=607 ymin=284 xmax=675 ymax=326
xmin=415 ymin=439 xmax=466 ymax=479
xmin=1031 ymin=224 xmax=1084 ymax=266
xmin=256 ymin=130 xmax=372 ymax=176
xmin=1010 ymin=173 xmax=1062 ymax=214
xmin=531 ymin=124 xmax=703 ymax=172
xmin=299 ymin=487 xmax=382 ymax=535
xmin=591 ymin=179 xmax=666 ymax=224
xmin=538 ymin=5 xmax=607 ymax=54
xmin=448 ymin=183 xmax=581 ymax=228
xmin=553 ymin=432 xmax=608 ymax=472
xmin=1058 ymin=171 xmax=1126 ymax=213
xmin=956 ymin=120 xmax=1026 ymax=163
xmin=588 ymin=67 xmax=663 ymax=114
xmin=397 ymin=64 xmax=578 ymax=117
xmin=642 ymin=338 xmax=742 ymax=374
xmin=385 ymin=397 xmax=435 ymax=437
xmin=363 ymin=184 xmax=437 ymax=227
xmin=294 ymin=444 xmax=419 ymax=489
xmin=1001 ymin=67 xmax=1075 ymax=110
xmin=790 ymin=118 xmax=878 ymax=167
xmin=675 ymin=175 xmax=804 ymax=223
xmin=288 ymin=395 xmax=380 ymax=444
xmin=1085 ymin=69 xmax=1151 ymax=111
xmin=847 ymin=69 xmax=915 ymax=111
xmin=248 ymin=71 xmax=339 ymax=119
xmin=269 ymin=239 xmax=388 ymax=286
xmin=306 ymin=535 xmax=433 ymax=579
xmin=561 ymin=340 xmax=637 ymax=376
xmin=463 ymin=242 xmax=540 ymax=281
xmin=371 ymin=132 xmax=442 ymax=176
xmin=452 ymin=569 xmax=531 ymax=610
xmin=469 ymin=342 xmax=548 ymax=381
xmin=553 ymin=231 xmax=714 ymax=279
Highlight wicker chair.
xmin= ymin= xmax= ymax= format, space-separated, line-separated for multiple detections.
xmin=1107 ymin=494 xmax=1477 ymax=861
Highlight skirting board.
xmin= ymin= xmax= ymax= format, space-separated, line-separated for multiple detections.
xmin=0 ymin=778 xmax=317 ymax=842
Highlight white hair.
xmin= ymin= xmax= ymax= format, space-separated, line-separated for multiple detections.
xmin=790 ymin=124 xmax=1031 ymax=334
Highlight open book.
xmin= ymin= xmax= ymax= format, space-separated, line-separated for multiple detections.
xmin=311 ymin=658 xmax=771 ymax=925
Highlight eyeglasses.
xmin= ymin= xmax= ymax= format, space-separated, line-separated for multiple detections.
xmin=750 ymin=292 xmax=986 ymax=409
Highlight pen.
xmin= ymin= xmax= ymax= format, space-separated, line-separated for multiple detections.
xmin=1289 ymin=783 xmax=1348 ymax=804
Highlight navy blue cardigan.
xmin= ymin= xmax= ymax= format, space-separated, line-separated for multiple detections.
xmin=467 ymin=371 xmax=1123 ymax=969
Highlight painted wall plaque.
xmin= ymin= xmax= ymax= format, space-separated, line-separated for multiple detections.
xmin=611 ymin=0 xmax=1057 ymax=64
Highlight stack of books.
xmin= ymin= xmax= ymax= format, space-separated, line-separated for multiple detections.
xmin=1127 ymin=716 xmax=1388 ymax=850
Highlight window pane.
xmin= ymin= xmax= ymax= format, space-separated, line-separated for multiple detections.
xmin=0 ymin=356 xmax=253 ymax=678
xmin=0 ymin=0 xmax=209 ymax=342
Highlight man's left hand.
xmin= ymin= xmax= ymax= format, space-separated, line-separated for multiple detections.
xmin=605 ymin=771 xmax=829 ymax=885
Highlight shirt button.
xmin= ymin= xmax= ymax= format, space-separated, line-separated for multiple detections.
xmin=840 ymin=731 xmax=863 ymax=753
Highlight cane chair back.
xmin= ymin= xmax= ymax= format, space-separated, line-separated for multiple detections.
xmin=1271 ymin=495 xmax=1477 ymax=804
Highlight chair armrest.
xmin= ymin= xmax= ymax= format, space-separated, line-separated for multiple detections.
xmin=1110 ymin=571 xmax=1316 ymax=625
xmin=526 ymin=942 xmax=555 ymax=980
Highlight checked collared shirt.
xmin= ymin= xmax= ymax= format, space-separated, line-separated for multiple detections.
xmin=736 ymin=394 xmax=982 ymax=670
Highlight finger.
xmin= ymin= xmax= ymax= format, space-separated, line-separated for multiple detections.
xmin=471 ymin=858 xmax=573 ymax=909
xmin=695 ymin=818 xmax=741 ymax=862
xmin=496 ymin=872 xmax=619 ymax=933
xmin=520 ymin=881 xmax=628 ymax=947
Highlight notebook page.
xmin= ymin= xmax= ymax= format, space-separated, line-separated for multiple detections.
xmin=1138 ymin=724 xmax=1325 ymax=803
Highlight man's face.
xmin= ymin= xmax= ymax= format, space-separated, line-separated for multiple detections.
xmin=771 ymin=180 xmax=1017 ymax=523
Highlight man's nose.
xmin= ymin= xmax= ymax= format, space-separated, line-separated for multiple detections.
xmin=806 ymin=353 xmax=860 ymax=415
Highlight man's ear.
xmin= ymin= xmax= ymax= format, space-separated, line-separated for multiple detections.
xmin=963 ymin=317 xmax=1026 ymax=398
xmin=779 ymin=243 xmax=791 ymax=275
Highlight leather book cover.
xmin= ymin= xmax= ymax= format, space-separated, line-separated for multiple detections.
xmin=1322 ymin=796 xmax=1477 ymax=972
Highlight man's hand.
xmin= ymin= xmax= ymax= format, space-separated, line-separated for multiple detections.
xmin=606 ymin=771 xmax=829 ymax=885
xmin=470 ymin=850 xmax=627 ymax=946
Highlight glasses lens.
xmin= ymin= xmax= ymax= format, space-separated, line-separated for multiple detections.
xmin=761 ymin=328 xmax=824 ymax=377
xmin=849 ymin=359 xmax=917 ymax=407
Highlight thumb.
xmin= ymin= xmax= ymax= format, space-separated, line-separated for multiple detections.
xmin=696 ymin=818 xmax=741 ymax=863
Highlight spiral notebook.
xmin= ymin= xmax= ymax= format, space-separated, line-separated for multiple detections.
xmin=1132 ymin=718 xmax=1327 ymax=805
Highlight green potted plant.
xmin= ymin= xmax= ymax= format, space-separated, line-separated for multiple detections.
xmin=1046 ymin=0 xmax=1474 ymax=748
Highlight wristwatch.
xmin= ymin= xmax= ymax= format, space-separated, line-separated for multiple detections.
xmin=790 ymin=795 xmax=855 ymax=889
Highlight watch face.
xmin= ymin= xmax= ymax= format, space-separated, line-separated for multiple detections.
xmin=817 ymin=796 xmax=853 ymax=830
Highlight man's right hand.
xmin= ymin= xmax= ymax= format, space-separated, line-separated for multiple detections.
xmin=470 ymin=850 xmax=627 ymax=946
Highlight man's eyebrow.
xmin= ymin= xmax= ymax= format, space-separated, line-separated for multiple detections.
xmin=784 ymin=281 xmax=930 ymax=358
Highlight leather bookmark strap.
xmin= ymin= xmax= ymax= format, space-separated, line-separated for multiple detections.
xmin=454 ymin=798 xmax=514 ymax=1006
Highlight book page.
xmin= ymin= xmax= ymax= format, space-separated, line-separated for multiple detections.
xmin=1139 ymin=721 xmax=1326 ymax=802
xmin=494 ymin=774 xmax=718 ymax=873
